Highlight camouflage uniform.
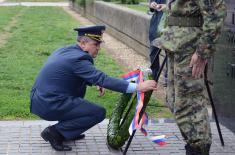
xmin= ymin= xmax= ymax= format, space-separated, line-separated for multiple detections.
xmin=152 ymin=0 xmax=226 ymax=154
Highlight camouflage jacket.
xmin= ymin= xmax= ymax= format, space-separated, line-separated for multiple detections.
xmin=152 ymin=0 xmax=227 ymax=59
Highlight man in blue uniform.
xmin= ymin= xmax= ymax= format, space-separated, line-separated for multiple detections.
xmin=149 ymin=0 xmax=167 ymax=85
xmin=30 ymin=25 xmax=157 ymax=151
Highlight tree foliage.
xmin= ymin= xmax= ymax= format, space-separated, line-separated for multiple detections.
xmin=103 ymin=0 xmax=140 ymax=4
xmin=121 ymin=0 xmax=139 ymax=4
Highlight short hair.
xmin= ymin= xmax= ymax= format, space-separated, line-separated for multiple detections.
xmin=77 ymin=36 xmax=94 ymax=42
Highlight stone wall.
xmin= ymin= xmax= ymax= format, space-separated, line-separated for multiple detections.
xmin=94 ymin=2 xmax=150 ymax=57
xmin=213 ymin=0 xmax=235 ymax=133
xmin=72 ymin=0 xmax=151 ymax=57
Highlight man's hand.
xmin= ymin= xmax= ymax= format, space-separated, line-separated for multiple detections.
xmin=150 ymin=2 xmax=158 ymax=9
xmin=150 ymin=2 xmax=166 ymax=11
xmin=136 ymin=80 xmax=157 ymax=92
xmin=96 ymin=86 xmax=105 ymax=97
xmin=190 ymin=52 xmax=207 ymax=79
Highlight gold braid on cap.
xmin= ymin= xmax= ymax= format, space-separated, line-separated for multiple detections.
xmin=85 ymin=33 xmax=102 ymax=42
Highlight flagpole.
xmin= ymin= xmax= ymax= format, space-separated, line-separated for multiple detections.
xmin=123 ymin=54 xmax=167 ymax=155
xmin=204 ymin=65 xmax=224 ymax=146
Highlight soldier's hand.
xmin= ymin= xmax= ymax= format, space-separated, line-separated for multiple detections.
xmin=136 ymin=80 xmax=157 ymax=92
xmin=150 ymin=2 xmax=166 ymax=11
xmin=155 ymin=4 xmax=166 ymax=11
xmin=190 ymin=52 xmax=207 ymax=79
xmin=97 ymin=86 xmax=105 ymax=97
xmin=150 ymin=2 xmax=158 ymax=9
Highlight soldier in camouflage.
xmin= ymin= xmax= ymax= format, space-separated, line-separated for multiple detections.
xmin=151 ymin=0 xmax=226 ymax=154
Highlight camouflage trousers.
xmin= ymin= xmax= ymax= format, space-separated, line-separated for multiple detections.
xmin=165 ymin=46 xmax=212 ymax=152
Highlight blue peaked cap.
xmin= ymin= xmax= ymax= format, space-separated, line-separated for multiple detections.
xmin=74 ymin=25 xmax=106 ymax=42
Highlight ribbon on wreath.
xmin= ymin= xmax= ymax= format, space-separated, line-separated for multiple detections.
xmin=122 ymin=70 xmax=167 ymax=146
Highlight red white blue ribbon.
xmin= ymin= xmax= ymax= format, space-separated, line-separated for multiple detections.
xmin=122 ymin=70 xmax=167 ymax=146
xmin=122 ymin=70 xmax=147 ymax=135
xmin=122 ymin=70 xmax=140 ymax=82
xmin=150 ymin=135 xmax=167 ymax=146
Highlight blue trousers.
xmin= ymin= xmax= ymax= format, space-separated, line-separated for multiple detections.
xmin=53 ymin=98 xmax=106 ymax=140
xmin=149 ymin=46 xmax=160 ymax=78
xmin=149 ymin=8 xmax=162 ymax=78
xmin=148 ymin=0 xmax=166 ymax=79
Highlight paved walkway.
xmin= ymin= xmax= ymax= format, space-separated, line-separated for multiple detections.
xmin=0 ymin=120 xmax=234 ymax=155
xmin=0 ymin=2 xmax=69 ymax=6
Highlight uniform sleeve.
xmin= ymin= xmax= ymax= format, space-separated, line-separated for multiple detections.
xmin=73 ymin=58 xmax=129 ymax=93
xmin=196 ymin=0 xmax=227 ymax=59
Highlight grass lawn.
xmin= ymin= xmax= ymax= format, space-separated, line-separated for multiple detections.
xmin=0 ymin=6 xmax=172 ymax=120
xmin=109 ymin=1 xmax=149 ymax=13
xmin=0 ymin=7 xmax=80 ymax=119
xmin=0 ymin=7 xmax=23 ymax=31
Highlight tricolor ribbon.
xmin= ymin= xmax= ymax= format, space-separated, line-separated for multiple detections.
xmin=122 ymin=70 xmax=147 ymax=135
xmin=150 ymin=135 xmax=167 ymax=146
xmin=122 ymin=70 xmax=140 ymax=82
xmin=122 ymin=70 xmax=167 ymax=146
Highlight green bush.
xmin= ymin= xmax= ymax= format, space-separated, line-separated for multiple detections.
xmin=102 ymin=0 xmax=140 ymax=4
xmin=75 ymin=0 xmax=86 ymax=7
xmin=121 ymin=0 xmax=139 ymax=4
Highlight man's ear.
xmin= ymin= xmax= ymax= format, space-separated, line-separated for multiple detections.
xmin=79 ymin=40 xmax=87 ymax=49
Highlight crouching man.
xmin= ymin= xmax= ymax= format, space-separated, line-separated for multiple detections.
xmin=30 ymin=25 xmax=157 ymax=151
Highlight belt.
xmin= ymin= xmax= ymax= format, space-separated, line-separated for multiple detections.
xmin=167 ymin=16 xmax=203 ymax=27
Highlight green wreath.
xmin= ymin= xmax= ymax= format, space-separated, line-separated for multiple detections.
xmin=107 ymin=69 xmax=153 ymax=149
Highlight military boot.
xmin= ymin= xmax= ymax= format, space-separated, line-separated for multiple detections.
xmin=41 ymin=126 xmax=72 ymax=151
xmin=185 ymin=144 xmax=210 ymax=155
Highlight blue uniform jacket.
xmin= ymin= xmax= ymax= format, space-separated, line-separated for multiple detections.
xmin=30 ymin=44 xmax=129 ymax=119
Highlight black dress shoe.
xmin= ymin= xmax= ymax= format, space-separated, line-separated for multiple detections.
xmin=72 ymin=134 xmax=85 ymax=141
xmin=65 ymin=134 xmax=85 ymax=141
xmin=41 ymin=127 xmax=72 ymax=151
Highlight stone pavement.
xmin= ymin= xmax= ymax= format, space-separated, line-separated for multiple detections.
xmin=0 ymin=2 xmax=68 ymax=6
xmin=0 ymin=119 xmax=234 ymax=155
